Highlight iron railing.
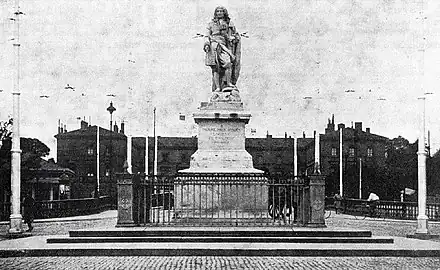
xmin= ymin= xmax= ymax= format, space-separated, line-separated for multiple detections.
xmin=0 ymin=196 xmax=113 ymax=221
xmin=326 ymin=197 xmax=440 ymax=221
xmin=35 ymin=196 xmax=113 ymax=219
xmin=132 ymin=174 xmax=308 ymax=226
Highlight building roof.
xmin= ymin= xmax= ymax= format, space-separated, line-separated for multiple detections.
xmin=322 ymin=127 xmax=389 ymax=142
xmin=54 ymin=125 xmax=126 ymax=139
xmin=33 ymin=158 xmax=75 ymax=175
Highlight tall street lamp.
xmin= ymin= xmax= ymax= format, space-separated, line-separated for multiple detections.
xmin=415 ymin=93 xmax=432 ymax=237
xmin=9 ymin=0 xmax=23 ymax=235
xmin=106 ymin=102 xmax=116 ymax=198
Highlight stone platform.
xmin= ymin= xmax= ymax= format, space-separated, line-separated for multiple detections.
xmin=4 ymin=227 xmax=440 ymax=257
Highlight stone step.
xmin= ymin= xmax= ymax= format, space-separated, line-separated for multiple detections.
xmin=69 ymin=229 xmax=373 ymax=238
xmin=3 ymin=238 xmax=440 ymax=257
xmin=47 ymin=236 xmax=393 ymax=244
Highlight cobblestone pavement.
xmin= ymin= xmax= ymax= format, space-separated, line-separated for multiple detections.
xmin=1 ymin=256 xmax=440 ymax=270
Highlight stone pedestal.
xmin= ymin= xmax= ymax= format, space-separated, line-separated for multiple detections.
xmin=116 ymin=174 xmax=136 ymax=227
xmin=180 ymin=101 xmax=263 ymax=174
xmin=177 ymin=96 xmax=266 ymax=223
xmin=307 ymin=175 xmax=326 ymax=227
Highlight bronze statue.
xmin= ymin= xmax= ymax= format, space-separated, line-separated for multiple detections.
xmin=204 ymin=6 xmax=241 ymax=92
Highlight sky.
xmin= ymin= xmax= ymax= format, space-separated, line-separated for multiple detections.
xmin=1 ymin=0 xmax=440 ymax=160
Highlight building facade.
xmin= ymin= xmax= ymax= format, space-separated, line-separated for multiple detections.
xmin=55 ymin=120 xmax=127 ymax=199
xmin=57 ymin=116 xmax=428 ymax=201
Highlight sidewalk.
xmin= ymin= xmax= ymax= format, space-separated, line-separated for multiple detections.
xmin=0 ymin=210 xmax=117 ymax=226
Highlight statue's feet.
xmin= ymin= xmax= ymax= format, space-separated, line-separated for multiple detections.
xmin=222 ymin=85 xmax=236 ymax=92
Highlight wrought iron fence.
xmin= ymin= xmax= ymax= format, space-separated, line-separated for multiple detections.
xmin=35 ymin=196 xmax=113 ymax=219
xmin=132 ymin=173 xmax=308 ymax=226
xmin=0 ymin=196 xmax=113 ymax=221
xmin=326 ymin=197 xmax=440 ymax=221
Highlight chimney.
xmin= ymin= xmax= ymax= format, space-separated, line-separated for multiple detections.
xmin=120 ymin=122 xmax=125 ymax=134
xmin=355 ymin=122 xmax=362 ymax=131
xmin=366 ymin=127 xmax=370 ymax=133
xmin=58 ymin=119 xmax=61 ymax=134
xmin=81 ymin=120 xmax=88 ymax=129
xmin=337 ymin=123 xmax=345 ymax=130
xmin=64 ymin=124 xmax=67 ymax=133
xmin=303 ymin=131 xmax=306 ymax=138
xmin=284 ymin=132 xmax=287 ymax=138
xmin=114 ymin=122 xmax=119 ymax=133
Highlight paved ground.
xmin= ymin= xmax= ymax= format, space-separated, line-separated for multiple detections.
xmin=1 ymin=210 xmax=440 ymax=269
xmin=0 ymin=211 xmax=117 ymax=240
xmin=1 ymin=256 xmax=440 ymax=270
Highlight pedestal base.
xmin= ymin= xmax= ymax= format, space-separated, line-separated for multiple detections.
xmin=174 ymin=176 xmax=268 ymax=223
xmin=180 ymin=150 xmax=263 ymax=173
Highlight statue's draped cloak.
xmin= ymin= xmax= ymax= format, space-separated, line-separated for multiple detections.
xmin=205 ymin=20 xmax=241 ymax=90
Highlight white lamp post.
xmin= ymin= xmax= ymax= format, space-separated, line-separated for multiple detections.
xmin=416 ymin=95 xmax=429 ymax=235
xmin=339 ymin=128 xmax=343 ymax=197
xmin=9 ymin=0 xmax=23 ymax=235
xmin=153 ymin=107 xmax=158 ymax=176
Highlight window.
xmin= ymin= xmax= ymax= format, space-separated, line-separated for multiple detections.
xmin=87 ymin=147 xmax=94 ymax=155
xmin=367 ymin=148 xmax=373 ymax=157
xmin=105 ymin=168 xmax=110 ymax=177
xmin=331 ymin=148 xmax=337 ymax=156
xmin=349 ymin=147 xmax=355 ymax=157
xmin=87 ymin=165 xmax=95 ymax=177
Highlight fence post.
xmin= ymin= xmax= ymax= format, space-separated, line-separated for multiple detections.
xmin=116 ymin=172 xmax=136 ymax=227
xmin=307 ymin=175 xmax=326 ymax=227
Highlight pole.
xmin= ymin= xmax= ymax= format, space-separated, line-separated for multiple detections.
xmin=415 ymin=0 xmax=429 ymax=236
xmin=9 ymin=0 xmax=23 ymax=235
xmin=339 ymin=128 xmax=343 ymax=197
xmin=293 ymin=134 xmax=297 ymax=177
xmin=96 ymin=126 xmax=100 ymax=196
xmin=313 ymin=131 xmax=320 ymax=174
xmin=145 ymin=135 xmax=148 ymax=175
xmin=359 ymin=158 xmax=362 ymax=199
xmin=127 ymin=133 xmax=132 ymax=174
xmin=417 ymin=96 xmax=428 ymax=234
xmin=153 ymin=107 xmax=158 ymax=176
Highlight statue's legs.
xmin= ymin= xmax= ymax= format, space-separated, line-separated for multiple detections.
xmin=224 ymin=68 xmax=234 ymax=88
xmin=213 ymin=71 xmax=221 ymax=92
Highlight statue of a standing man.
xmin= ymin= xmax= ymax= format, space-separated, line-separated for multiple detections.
xmin=204 ymin=6 xmax=241 ymax=92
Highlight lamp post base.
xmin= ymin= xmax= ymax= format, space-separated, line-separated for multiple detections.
xmin=8 ymin=214 xmax=23 ymax=236
xmin=416 ymin=215 xmax=429 ymax=234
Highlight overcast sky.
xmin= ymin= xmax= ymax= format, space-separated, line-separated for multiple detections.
xmin=1 ymin=0 xmax=440 ymax=160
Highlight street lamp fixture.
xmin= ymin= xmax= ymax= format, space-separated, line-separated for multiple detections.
xmin=107 ymin=102 xmax=116 ymax=131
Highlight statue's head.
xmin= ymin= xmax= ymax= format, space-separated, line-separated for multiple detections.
xmin=213 ymin=6 xmax=230 ymax=21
